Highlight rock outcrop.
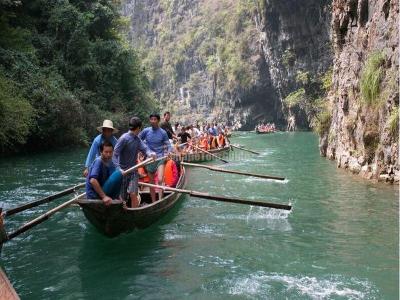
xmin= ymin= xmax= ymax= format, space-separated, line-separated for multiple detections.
xmin=321 ymin=0 xmax=399 ymax=182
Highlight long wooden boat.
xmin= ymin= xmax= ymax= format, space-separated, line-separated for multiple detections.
xmin=178 ymin=145 xmax=231 ymax=162
xmin=0 ymin=268 xmax=19 ymax=300
xmin=255 ymin=129 xmax=275 ymax=134
xmin=77 ymin=167 xmax=186 ymax=237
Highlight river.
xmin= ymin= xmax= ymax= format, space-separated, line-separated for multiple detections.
xmin=0 ymin=132 xmax=398 ymax=299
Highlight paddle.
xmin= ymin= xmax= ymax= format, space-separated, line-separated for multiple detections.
xmin=4 ymin=192 xmax=86 ymax=242
xmin=4 ymin=183 xmax=85 ymax=217
xmin=230 ymin=144 xmax=260 ymax=155
xmin=102 ymin=156 xmax=166 ymax=198
xmin=138 ymin=182 xmax=292 ymax=210
xmin=181 ymin=162 xmax=285 ymax=181
xmin=192 ymin=144 xmax=229 ymax=163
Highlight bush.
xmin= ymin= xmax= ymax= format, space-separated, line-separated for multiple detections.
xmin=313 ymin=110 xmax=331 ymax=135
xmin=0 ymin=74 xmax=35 ymax=150
xmin=283 ymin=88 xmax=306 ymax=108
xmin=387 ymin=106 xmax=399 ymax=137
xmin=360 ymin=51 xmax=385 ymax=106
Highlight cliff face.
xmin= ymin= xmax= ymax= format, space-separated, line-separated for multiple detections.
xmin=320 ymin=0 xmax=399 ymax=182
xmin=122 ymin=0 xmax=332 ymax=129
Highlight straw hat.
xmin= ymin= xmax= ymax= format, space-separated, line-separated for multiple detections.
xmin=97 ymin=119 xmax=118 ymax=134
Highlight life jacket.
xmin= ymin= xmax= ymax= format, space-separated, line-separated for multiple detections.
xmin=138 ymin=166 xmax=150 ymax=183
xmin=164 ymin=160 xmax=178 ymax=187
xmin=218 ymin=135 xmax=225 ymax=147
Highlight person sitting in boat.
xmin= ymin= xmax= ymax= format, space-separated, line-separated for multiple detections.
xmin=164 ymin=158 xmax=179 ymax=187
xmin=85 ymin=141 xmax=116 ymax=206
xmin=217 ymin=131 xmax=226 ymax=148
xmin=139 ymin=113 xmax=173 ymax=203
xmin=113 ymin=117 xmax=156 ymax=208
xmin=199 ymin=133 xmax=209 ymax=150
xmin=83 ymin=120 xmax=118 ymax=177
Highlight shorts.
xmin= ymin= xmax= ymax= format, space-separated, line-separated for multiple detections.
xmin=120 ymin=171 xmax=139 ymax=201
xmin=145 ymin=159 xmax=165 ymax=174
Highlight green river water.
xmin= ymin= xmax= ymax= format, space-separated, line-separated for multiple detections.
xmin=0 ymin=132 xmax=398 ymax=299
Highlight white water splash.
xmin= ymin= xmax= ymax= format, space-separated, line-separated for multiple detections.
xmin=222 ymin=272 xmax=378 ymax=299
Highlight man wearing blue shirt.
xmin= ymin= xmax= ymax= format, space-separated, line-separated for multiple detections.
xmin=83 ymin=120 xmax=118 ymax=177
xmin=139 ymin=113 xmax=173 ymax=202
xmin=113 ymin=117 xmax=155 ymax=208
xmin=86 ymin=141 xmax=115 ymax=205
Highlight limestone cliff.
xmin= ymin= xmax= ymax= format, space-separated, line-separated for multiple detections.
xmin=121 ymin=0 xmax=332 ymax=129
xmin=321 ymin=0 xmax=399 ymax=182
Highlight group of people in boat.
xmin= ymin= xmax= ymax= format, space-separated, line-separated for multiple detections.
xmin=255 ymin=122 xmax=276 ymax=133
xmin=83 ymin=112 xmax=230 ymax=208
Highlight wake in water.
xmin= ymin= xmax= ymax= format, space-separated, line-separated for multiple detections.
xmin=204 ymin=271 xmax=378 ymax=299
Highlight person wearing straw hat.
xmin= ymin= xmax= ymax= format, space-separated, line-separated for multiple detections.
xmin=83 ymin=119 xmax=118 ymax=177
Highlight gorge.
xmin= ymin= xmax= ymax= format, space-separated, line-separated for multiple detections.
xmin=122 ymin=0 xmax=398 ymax=182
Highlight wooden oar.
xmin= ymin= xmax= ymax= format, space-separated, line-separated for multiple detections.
xmin=181 ymin=162 xmax=285 ymax=181
xmin=4 ymin=193 xmax=86 ymax=242
xmin=192 ymin=144 xmax=229 ymax=163
xmin=102 ymin=156 xmax=166 ymax=198
xmin=230 ymin=144 xmax=260 ymax=155
xmin=138 ymin=182 xmax=291 ymax=210
xmin=4 ymin=183 xmax=85 ymax=217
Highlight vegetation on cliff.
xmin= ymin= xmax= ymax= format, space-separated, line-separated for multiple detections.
xmin=0 ymin=0 xmax=155 ymax=154
xmin=135 ymin=0 xmax=262 ymax=110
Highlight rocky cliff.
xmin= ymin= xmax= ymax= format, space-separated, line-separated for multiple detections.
xmin=320 ymin=0 xmax=399 ymax=182
xmin=121 ymin=0 xmax=332 ymax=129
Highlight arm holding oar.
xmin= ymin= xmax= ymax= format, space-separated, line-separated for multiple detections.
xmin=181 ymin=162 xmax=285 ymax=181
xmin=138 ymin=182 xmax=292 ymax=211
xmin=192 ymin=144 xmax=229 ymax=163
xmin=230 ymin=144 xmax=260 ymax=155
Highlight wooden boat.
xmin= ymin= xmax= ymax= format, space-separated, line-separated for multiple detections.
xmin=177 ymin=145 xmax=231 ymax=163
xmin=255 ymin=129 xmax=275 ymax=134
xmin=0 ymin=268 xmax=19 ymax=300
xmin=77 ymin=167 xmax=186 ymax=238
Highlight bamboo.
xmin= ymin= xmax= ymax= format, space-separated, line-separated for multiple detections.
xmin=138 ymin=182 xmax=291 ymax=210
xmin=5 ymin=193 xmax=86 ymax=241
xmin=4 ymin=183 xmax=85 ymax=217
xmin=230 ymin=144 xmax=260 ymax=155
xmin=181 ymin=162 xmax=285 ymax=181
xmin=192 ymin=144 xmax=229 ymax=163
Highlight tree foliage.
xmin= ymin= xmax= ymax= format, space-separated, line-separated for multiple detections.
xmin=0 ymin=0 xmax=155 ymax=153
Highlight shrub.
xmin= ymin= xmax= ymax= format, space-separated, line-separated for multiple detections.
xmin=360 ymin=51 xmax=385 ymax=105
xmin=283 ymin=88 xmax=306 ymax=108
xmin=387 ymin=106 xmax=399 ymax=137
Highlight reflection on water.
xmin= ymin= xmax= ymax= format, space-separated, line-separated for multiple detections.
xmin=0 ymin=133 xmax=398 ymax=299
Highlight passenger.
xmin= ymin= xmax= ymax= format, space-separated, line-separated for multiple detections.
xmin=217 ymin=132 xmax=226 ymax=148
xmin=160 ymin=111 xmax=177 ymax=141
xmin=83 ymin=120 xmax=118 ymax=177
xmin=178 ymin=126 xmax=191 ymax=144
xmin=139 ymin=113 xmax=173 ymax=202
xmin=164 ymin=159 xmax=179 ymax=187
xmin=113 ymin=117 xmax=156 ymax=208
xmin=85 ymin=141 xmax=115 ymax=206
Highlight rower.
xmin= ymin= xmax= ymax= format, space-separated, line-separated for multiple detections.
xmin=83 ymin=120 xmax=118 ymax=177
xmin=139 ymin=113 xmax=173 ymax=202
xmin=112 ymin=117 xmax=156 ymax=208
xmin=85 ymin=141 xmax=115 ymax=206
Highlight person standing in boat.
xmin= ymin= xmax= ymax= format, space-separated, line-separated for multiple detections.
xmin=139 ymin=113 xmax=173 ymax=203
xmin=85 ymin=141 xmax=115 ymax=206
xmin=112 ymin=117 xmax=156 ymax=208
xmin=83 ymin=120 xmax=118 ymax=177
xmin=160 ymin=111 xmax=177 ymax=142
